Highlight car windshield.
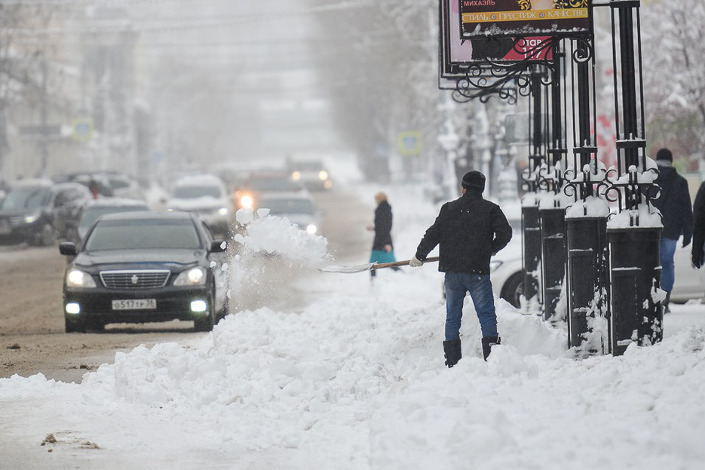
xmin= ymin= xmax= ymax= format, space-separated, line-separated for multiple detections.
xmin=172 ymin=185 xmax=222 ymax=199
xmin=0 ymin=186 xmax=51 ymax=210
xmin=84 ymin=218 xmax=201 ymax=251
xmin=79 ymin=206 xmax=147 ymax=231
xmin=260 ymin=198 xmax=314 ymax=215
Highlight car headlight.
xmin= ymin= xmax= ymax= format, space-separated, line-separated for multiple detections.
xmin=24 ymin=212 xmax=40 ymax=224
xmin=66 ymin=269 xmax=97 ymax=288
xmin=240 ymin=195 xmax=254 ymax=209
xmin=217 ymin=207 xmax=229 ymax=216
xmin=306 ymin=224 xmax=317 ymax=235
xmin=174 ymin=267 xmax=206 ymax=286
xmin=490 ymin=260 xmax=503 ymax=273
xmin=318 ymin=170 xmax=328 ymax=181
xmin=292 ymin=171 xmax=301 ymax=180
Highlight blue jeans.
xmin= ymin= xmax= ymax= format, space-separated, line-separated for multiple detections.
xmin=444 ymin=272 xmax=497 ymax=340
xmin=660 ymin=237 xmax=677 ymax=292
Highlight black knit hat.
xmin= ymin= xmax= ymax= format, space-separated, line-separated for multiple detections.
xmin=656 ymin=148 xmax=673 ymax=162
xmin=461 ymin=171 xmax=486 ymax=191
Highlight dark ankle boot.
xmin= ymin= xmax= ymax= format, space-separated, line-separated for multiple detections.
xmin=442 ymin=339 xmax=462 ymax=368
xmin=664 ymin=291 xmax=671 ymax=314
xmin=481 ymin=336 xmax=501 ymax=361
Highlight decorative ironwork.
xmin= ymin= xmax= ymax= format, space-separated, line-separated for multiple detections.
xmin=452 ymin=36 xmax=563 ymax=104
xmin=452 ymin=35 xmax=596 ymax=106
xmin=555 ymin=0 xmax=589 ymax=8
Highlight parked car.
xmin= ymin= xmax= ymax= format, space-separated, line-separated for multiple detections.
xmin=74 ymin=198 xmax=150 ymax=243
xmin=256 ymin=192 xmax=323 ymax=235
xmin=166 ymin=174 xmax=232 ymax=237
xmin=59 ymin=211 xmax=229 ymax=333
xmin=232 ymin=170 xmax=306 ymax=210
xmin=489 ymin=208 xmax=524 ymax=307
xmin=0 ymin=179 xmax=92 ymax=246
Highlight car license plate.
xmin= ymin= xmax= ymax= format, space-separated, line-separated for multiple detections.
xmin=112 ymin=299 xmax=157 ymax=310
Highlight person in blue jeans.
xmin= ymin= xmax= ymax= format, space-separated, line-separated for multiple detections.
xmin=651 ymin=148 xmax=693 ymax=313
xmin=409 ymin=171 xmax=512 ymax=366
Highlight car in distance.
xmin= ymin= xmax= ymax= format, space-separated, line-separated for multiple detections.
xmin=0 ymin=179 xmax=92 ymax=246
xmin=166 ymin=174 xmax=232 ymax=237
xmin=256 ymin=192 xmax=323 ymax=235
xmin=73 ymin=198 xmax=150 ymax=243
xmin=288 ymin=159 xmax=332 ymax=191
xmin=232 ymin=170 xmax=306 ymax=210
xmin=59 ymin=211 xmax=229 ymax=333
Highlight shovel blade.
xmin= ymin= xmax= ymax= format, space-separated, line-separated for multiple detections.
xmin=317 ymin=263 xmax=373 ymax=273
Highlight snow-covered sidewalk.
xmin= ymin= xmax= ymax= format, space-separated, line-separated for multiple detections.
xmin=2 ymin=180 xmax=704 ymax=470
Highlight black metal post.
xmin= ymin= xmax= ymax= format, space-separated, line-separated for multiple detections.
xmin=609 ymin=226 xmax=662 ymax=355
xmin=522 ymin=204 xmax=541 ymax=306
xmin=563 ymin=32 xmax=610 ymax=354
xmin=566 ymin=215 xmax=609 ymax=354
xmin=607 ymin=0 xmax=661 ymax=355
xmin=522 ymin=71 xmax=545 ymax=308
xmin=540 ymin=206 xmax=566 ymax=322
xmin=540 ymin=45 xmax=567 ymax=322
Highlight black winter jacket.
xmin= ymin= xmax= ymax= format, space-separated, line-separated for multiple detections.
xmin=415 ymin=190 xmax=513 ymax=274
xmin=653 ymin=166 xmax=693 ymax=242
xmin=372 ymin=200 xmax=394 ymax=250
xmin=691 ymin=182 xmax=705 ymax=266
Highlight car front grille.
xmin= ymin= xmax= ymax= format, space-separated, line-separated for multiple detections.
xmin=100 ymin=270 xmax=171 ymax=289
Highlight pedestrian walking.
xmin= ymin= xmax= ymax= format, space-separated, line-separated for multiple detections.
xmin=409 ymin=171 xmax=512 ymax=366
xmin=652 ymin=148 xmax=693 ymax=313
xmin=367 ymin=191 xmax=399 ymax=279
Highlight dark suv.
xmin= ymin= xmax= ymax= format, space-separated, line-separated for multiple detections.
xmin=0 ymin=179 xmax=92 ymax=246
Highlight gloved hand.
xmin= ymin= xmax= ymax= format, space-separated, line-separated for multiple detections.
xmin=409 ymin=255 xmax=423 ymax=268
xmin=692 ymin=245 xmax=704 ymax=269
xmin=683 ymin=236 xmax=692 ymax=248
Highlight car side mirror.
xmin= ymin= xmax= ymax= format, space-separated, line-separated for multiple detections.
xmin=59 ymin=242 xmax=77 ymax=256
xmin=209 ymin=240 xmax=227 ymax=253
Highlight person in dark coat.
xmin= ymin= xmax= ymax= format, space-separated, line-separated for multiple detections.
xmin=367 ymin=191 xmax=399 ymax=279
xmin=690 ymin=181 xmax=705 ymax=270
xmin=652 ymin=148 xmax=693 ymax=313
xmin=409 ymin=171 xmax=512 ymax=366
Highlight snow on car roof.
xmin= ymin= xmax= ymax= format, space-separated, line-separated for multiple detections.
xmin=84 ymin=197 xmax=148 ymax=207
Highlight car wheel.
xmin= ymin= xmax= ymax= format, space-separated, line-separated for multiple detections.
xmin=500 ymin=272 xmax=524 ymax=309
xmin=194 ymin=296 xmax=215 ymax=332
xmin=65 ymin=317 xmax=86 ymax=333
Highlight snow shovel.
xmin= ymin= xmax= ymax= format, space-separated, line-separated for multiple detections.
xmin=318 ymin=256 xmax=439 ymax=274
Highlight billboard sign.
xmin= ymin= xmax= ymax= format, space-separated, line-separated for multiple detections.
xmin=459 ymin=0 xmax=591 ymax=39
xmin=440 ymin=0 xmax=553 ymax=80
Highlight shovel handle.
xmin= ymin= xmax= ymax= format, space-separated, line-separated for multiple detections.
xmin=371 ymin=256 xmax=440 ymax=270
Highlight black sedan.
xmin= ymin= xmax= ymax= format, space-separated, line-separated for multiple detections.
xmin=59 ymin=211 xmax=229 ymax=333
